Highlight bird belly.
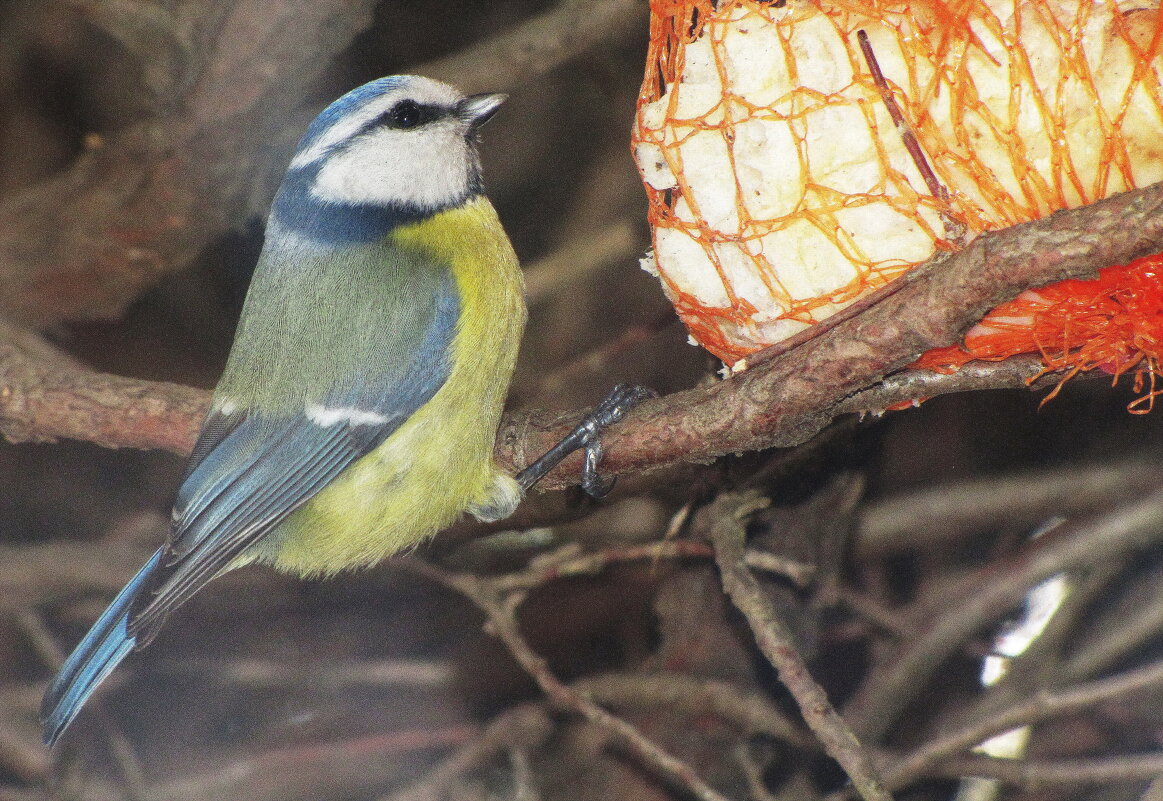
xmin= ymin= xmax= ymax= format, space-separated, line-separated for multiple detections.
xmin=265 ymin=391 xmax=500 ymax=576
xmin=252 ymin=196 xmax=526 ymax=577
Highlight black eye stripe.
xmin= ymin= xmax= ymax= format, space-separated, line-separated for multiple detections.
xmin=377 ymin=99 xmax=443 ymax=130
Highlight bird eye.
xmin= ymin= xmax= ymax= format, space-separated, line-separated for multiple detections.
xmin=385 ymin=99 xmax=424 ymax=129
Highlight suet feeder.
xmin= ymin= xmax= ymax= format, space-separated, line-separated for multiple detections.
xmin=631 ymin=0 xmax=1163 ymax=406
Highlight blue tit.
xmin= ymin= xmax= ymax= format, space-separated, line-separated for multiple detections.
xmin=41 ymin=75 xmax=532 ymax=746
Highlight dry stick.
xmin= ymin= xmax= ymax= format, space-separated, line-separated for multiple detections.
xmin=574 ymin=672 xmax=813 ymax=750
xmin=378 ymin=704 xmax=554 ymax=801
xmin=525 ymin=312 xmax=676 ymax=409
xmin=523 ymin=219 xmax=641 ymax=306
xmin=0 ymin=318 xmax=206 ymax=453
xmin=856 ymin=29 xmax=965 ymax=244
xmin=0 ymin=537 xmax=161 ymax=608
xmin=400 ymin=561 xmax=734 ymax=801
xmin=0 ymin=0 xmax=382 ymax=327
xmin=1140 ymin=776 xmax=1163 ymax=801
xmin=419 ymin=0 xmax=645 ymax=94
xmin=503 ymin=180 xmax=1163 ymax=486
xmin=881 ymin=657 xmax=1163 ymax=791
xmin=4 ymin=176 xmax=1163 ymax=479
xmin=488 ymin=540 xmax=816 ymax=595
xmin=0 ymin=0 xmax=644 ymax=328
xmin=854 ymin=449 xmax=1163 ymax=557
xmin=928 ymin=753 xmax=1163 ymax=787
xmin=745 ymin=27 xmax=963 ymax=373
xmin=840 ymin=353 xmax=1071 ymax=417
xmin=143 ymin=728 xmax=480 ymax=801
xmin=844 ymin=486 xmax=1163 ymax=742
xmin=0 ymin=787 xmax=48 ymax=801
xmin=1062 ymin=572 xmax=1163 ymax=681
xmin=15 ymin=605 xmax=148 ymax=798
xmin=703 ymin=493 xmax=893 ymax=801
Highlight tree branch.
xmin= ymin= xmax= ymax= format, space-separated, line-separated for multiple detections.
xmin=1 ymin=185 xmax=1162 ymax=484
xmin=881 ymin=658 xmax=1163 ymax=790
xmin=0 ymin=0 xmax=379 ymax=326
xmin=843 ymin=486 xmax=1163 ymax=741
xmin=929 ymin=753 xmax=1163 ymax=788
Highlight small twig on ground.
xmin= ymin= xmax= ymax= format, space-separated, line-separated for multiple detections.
xmin=377 ymin=704 xmax=553 ymax=801
xmin=881 ymin=657 xmax=1163 ymax=790
xmin=488 ymin=540 xmax=815 ymax=596
xmin=701 ymin=491 xmax=894 ymax=801
xmin=397 ymin=560 xmax=734 ymax=801
xmin=928 ymin=753 xmax=1163 ymax=787
xmin=845 ymin=486 xmax=1163 ymax=741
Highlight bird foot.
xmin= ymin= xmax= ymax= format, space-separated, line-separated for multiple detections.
xmin=516 ymin=383 xmax=656 ymax=497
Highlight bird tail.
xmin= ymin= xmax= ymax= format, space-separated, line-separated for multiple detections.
xmin=41 ymin=548 xmax=163 ymax=747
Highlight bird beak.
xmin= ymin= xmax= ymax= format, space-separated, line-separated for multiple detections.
xmin=457 ymin=93 xmax=507 ymax=128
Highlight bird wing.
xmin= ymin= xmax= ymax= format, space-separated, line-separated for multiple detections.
xmin=127 ymin=255 xmax=460 ymax=645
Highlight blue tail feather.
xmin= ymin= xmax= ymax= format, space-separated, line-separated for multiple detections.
xmin=41 ymin=548 xmax=164 ymax=746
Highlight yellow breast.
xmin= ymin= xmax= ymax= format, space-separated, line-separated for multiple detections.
xmin=263 ymin=197 xmax=526 ymax=577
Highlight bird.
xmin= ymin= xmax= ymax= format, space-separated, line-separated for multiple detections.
xmin=41 ymin=74 xmax=649 ymax=747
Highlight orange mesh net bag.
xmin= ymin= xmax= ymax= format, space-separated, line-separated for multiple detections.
xmin=631 ymin=0 xmax=1163 ymax=395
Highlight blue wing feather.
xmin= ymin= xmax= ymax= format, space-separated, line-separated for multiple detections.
xmin=128 ymin=418 xmax=360 ymax=643
xmin=41 ymin=549 xmax=164 ymax=746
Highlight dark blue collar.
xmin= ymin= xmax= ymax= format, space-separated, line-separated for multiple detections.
xmin=270 ymin=162 xmax=480 ymax=245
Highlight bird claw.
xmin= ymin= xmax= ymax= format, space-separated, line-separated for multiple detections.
xmin=581 ymin=439 xmax=615 ymax=499
xmin=575 ymin=384 xmax=657 ymax=499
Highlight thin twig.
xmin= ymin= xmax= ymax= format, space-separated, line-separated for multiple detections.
xmin=855 ymin=454 xmax=1163 ymax=556
xmin=845 ymin=486 xmax=1163 ymax=742
xmin=882 ymin=657 xmax=1163 ymax=790
xmin=418 ymin=0 xmax=646 ymax=93
xmin=929 ymin=752 xmax=1163 ymax=787
xmin=377 ymin=704 xmax=553 ymax=801
xmin=1140 ymin=776 xmax=1163 ymax=801
xmin=574 ymin=672 xmax=813 ymax=749
xmin=399 ymin=561 xmax=735 ymax=801
xmin=0 ymin=0 xmax=645 ymax=329
xmin=488 ymin=540 xmax=815 ymax=595
xmin=702 ymin=492 xmax=893 ymax=801
xmin=1062 ymin=567 xmax=1163 ymax=681
xmin=855 ymin=29 xmax=964 ymax=243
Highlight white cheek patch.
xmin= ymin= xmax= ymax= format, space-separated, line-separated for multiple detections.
xmin=306 ymin=404 xmax=393 ymax=427
xmin=310 ymin=124 xmax=473 ymax=210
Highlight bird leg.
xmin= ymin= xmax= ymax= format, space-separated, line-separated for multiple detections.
xmin=516 ymin=384 xmax=656 ymax=499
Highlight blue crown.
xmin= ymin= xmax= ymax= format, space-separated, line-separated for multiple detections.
xmin=295 ymin=76 xmax=407 ymax=155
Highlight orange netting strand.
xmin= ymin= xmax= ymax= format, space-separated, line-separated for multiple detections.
xmin=633 ymin=0 xmax=1163 ymax=369
xmin=912 ymin=252 xmax=1163 ymax=412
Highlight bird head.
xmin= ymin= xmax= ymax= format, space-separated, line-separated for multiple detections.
xmin=271 ymin=76 xmax=506 ymax=243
